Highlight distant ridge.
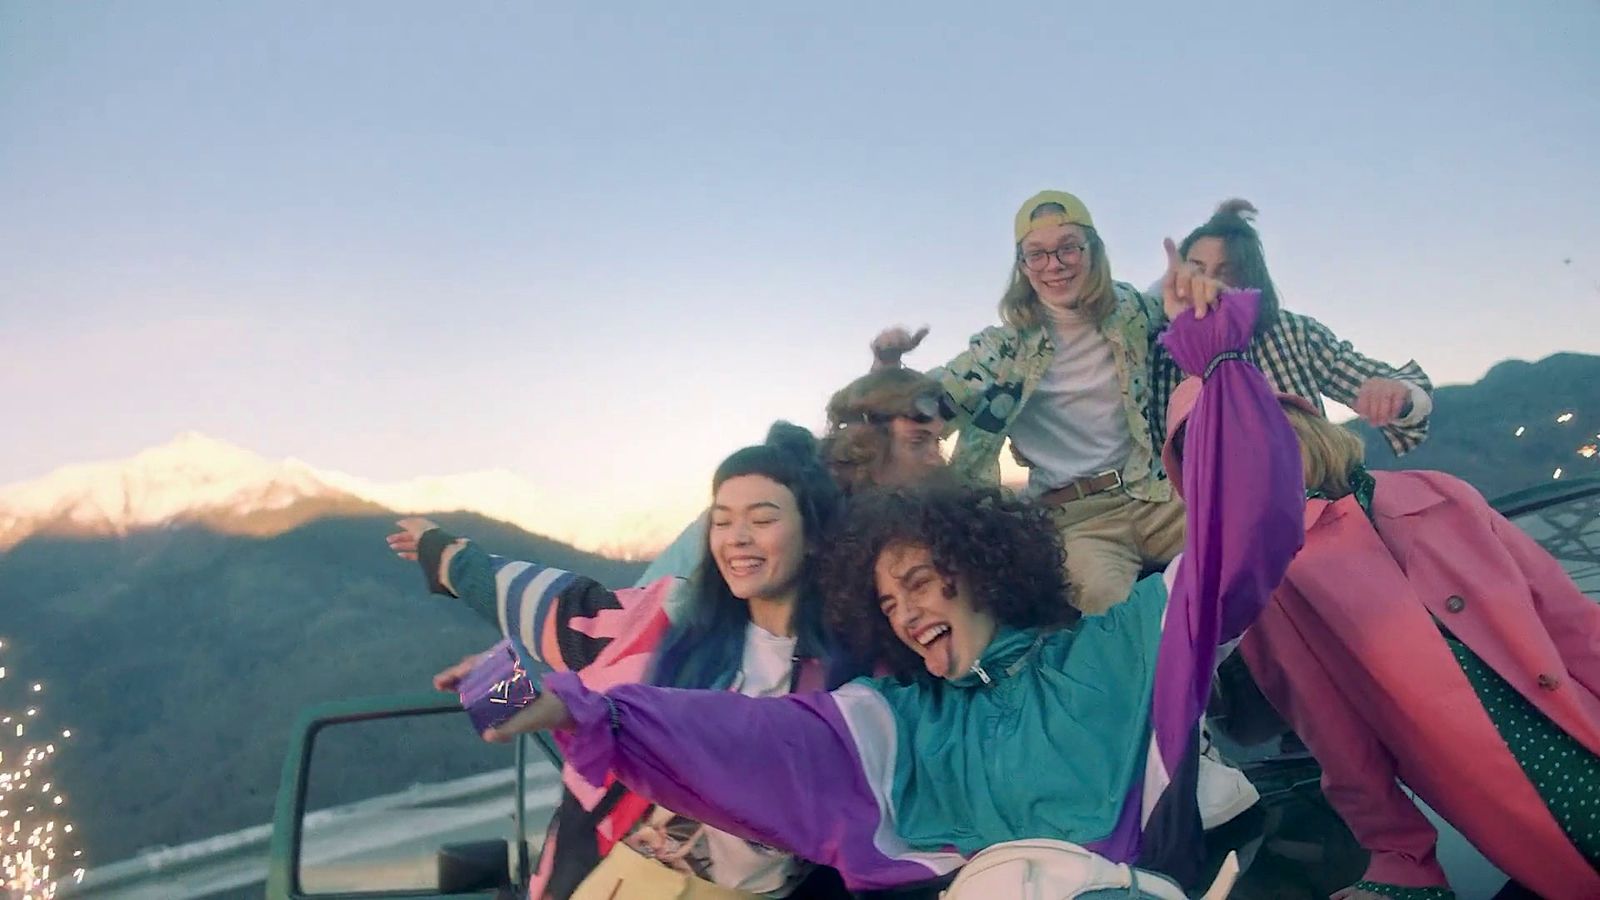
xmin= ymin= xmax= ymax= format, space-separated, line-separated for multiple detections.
xmin=1355 ymin=352 xmax=1600 ymax=496
xmin=0 ymin=432 xmax=687 ymax=558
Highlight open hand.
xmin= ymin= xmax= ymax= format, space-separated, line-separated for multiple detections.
xmin=482 ymin=691 xmax=574 ymax=743
xmin=1352 ymin=377 xmax=1411 ymax=426
xmin=1161 ymin=237 xmax=1225 ymax=321
xmin=871 ymin=325 xmax=929 ymax=369
xmin=385 ymin=517 xmax=441 ymax=561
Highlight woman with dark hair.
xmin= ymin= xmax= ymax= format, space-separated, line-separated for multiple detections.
xmin=1163 ymin=377 xmax=1600 ymax=900
xmin=386 ymin=423 xmax=857 ymax=899
xmin=1163 ymin=199 xmax=1435 ymax=456
xmin=633 ymin=367 xmax=950 ymax=589
xmin=467 ymin=290 xmax=1305 ymax=896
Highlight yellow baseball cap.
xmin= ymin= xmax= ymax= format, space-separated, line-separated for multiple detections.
xmin=1013 ymin=190 xmax=1095 ymax=242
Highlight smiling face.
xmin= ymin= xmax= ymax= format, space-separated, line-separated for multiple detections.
xmin=710 ymin=474 xmax=806 ymax=605
xmin=873 ymin=542 xmax=997 ymax=679
xmin=1019 ymin=221 xmax=1091 ymax=312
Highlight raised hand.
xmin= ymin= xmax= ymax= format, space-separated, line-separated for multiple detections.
xmin=1161 ymin=237 xmax=1225 ymax=321
xmin=385 ymin=516 xmax=442 ymax=561
xmin=870 ymin=325 xmax=929 ymax=369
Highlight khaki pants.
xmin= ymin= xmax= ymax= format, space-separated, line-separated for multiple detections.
xmin=1044 ymin=492 xmax=1186 ymax=615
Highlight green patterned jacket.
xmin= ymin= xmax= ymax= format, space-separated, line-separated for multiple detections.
xmin=935 ymin=281 xmax=1173 ymax=502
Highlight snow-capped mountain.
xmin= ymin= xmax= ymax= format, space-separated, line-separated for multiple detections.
xmin=0 ymin=433 xmax=684 ymax=558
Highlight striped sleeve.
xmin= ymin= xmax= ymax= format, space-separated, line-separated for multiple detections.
xmin=1293 ymin=312 xmax=1434 ymax=455
xmin=435 ymin=537 xmax=673 ymax=675
xmin=544 ymin=672 xmax=966 ymax=891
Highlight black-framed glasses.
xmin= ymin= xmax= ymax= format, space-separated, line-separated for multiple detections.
xmin=1019 ymin=242 xmax=1087 ymax=272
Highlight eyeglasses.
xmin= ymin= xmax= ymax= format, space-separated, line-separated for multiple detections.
xmin=1019 ymin=242 xmax=1087 ymax=272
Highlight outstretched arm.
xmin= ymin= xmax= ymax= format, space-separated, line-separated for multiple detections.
xmin=489 ymin=675 xmax=964 ymax=891
xmin=1243 ymin=609 xmax=1450 ymax=891
xmin=1136 ymin=289 xmax=1305 ymax=841
xmin=386 ymin=519 xmax=671 ymax=675
xmin=1297 ymin=313 xmax=1433 ymax=454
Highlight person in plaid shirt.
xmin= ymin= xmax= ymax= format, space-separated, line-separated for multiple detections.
xmin=1159 ymin=199 xmax=1434 ymax=456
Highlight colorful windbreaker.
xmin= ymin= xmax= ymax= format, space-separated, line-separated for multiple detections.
xmin=521 ymin=290 xmax=1305 ymax=891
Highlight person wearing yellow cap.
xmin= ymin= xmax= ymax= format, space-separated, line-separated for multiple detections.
xmin=871 ymin=189 xmax=1220 ymax=616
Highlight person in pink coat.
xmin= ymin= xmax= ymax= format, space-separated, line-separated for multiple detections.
xmin=1163 ymin=377 xmax=1600 ymax=900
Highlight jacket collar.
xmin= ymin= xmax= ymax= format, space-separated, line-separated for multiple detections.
xmin=949 ymin=626 xmax=1046 ymax=687
xmin=1305 ymin=470 xmax=1447 ymax=534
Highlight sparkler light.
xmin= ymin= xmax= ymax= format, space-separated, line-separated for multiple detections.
xmin=1 ymin=636 xmax=83 ymax=900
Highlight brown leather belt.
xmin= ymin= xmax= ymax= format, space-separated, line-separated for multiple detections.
xmin=1039 ymin=469 xmax=1124 ymax=506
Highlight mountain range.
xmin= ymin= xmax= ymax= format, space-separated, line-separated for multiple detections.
xmin=1354 ymin=352 xmax=1600 ymax=496
xmin=0 ymin=431 xmax=688 ymax=559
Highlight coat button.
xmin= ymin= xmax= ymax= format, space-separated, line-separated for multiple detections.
xmin=1538 ymin=674 xmax=1561 ymax=690
xmin=1445 ymin=595 xmax=1466 ymax=613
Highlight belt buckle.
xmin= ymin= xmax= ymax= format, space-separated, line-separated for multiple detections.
xmin=1096 ymin=469 xmax=1123 ymax=495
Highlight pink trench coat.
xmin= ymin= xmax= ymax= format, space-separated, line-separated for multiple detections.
xmin=1241 ymin=469 xmax=1600 ymax=899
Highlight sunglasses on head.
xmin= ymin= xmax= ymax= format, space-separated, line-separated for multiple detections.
xmin=854 ymin=393 xmax=945 ymax=426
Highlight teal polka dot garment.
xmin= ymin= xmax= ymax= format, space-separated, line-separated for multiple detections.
xmin=1348 ymin=883 xmax=1455 ymax=899
xmin=1441 ymin=628 xmax=1600 ymax=863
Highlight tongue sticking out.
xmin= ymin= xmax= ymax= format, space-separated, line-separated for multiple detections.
xmin=923 ymin=631 xmax=955 ymax=679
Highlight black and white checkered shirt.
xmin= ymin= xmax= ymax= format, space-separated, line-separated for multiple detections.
xmin=1154 ymin=309 xmax=1433 ymax=456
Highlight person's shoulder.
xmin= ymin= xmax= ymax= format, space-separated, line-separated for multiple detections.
xmin=1380 ymin=469 xmax=1486 ymax=510
xmin=1272 ymin=308 xmax=1336 ymax=340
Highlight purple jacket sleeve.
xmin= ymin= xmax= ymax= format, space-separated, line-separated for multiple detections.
xmin=541 ymin=672 xmax=962 ymax=890
xmin=1151 ymin=290 xmax=1307 ymax=790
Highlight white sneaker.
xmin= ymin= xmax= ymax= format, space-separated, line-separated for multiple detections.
xmin=1197 ymin=735 xmax=1259 ymax=830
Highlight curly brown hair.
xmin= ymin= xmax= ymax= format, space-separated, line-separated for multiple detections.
xmin=820 ymin=476 xmax=1078 ymax=680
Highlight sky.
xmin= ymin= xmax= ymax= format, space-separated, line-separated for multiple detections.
xmin=3 ymin=1 xmax=1598 ymax=523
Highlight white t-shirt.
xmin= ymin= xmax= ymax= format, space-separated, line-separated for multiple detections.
xmin=699 ymin=624 xmax=802 ymax=893
xmin=1005 ymin=306 xmax=1133 ymax=497
xmin=634 ymin=622 xmax=804 ymax=896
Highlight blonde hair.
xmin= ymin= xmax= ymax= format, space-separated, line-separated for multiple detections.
xmin=999 ymin=226 xmax=1116 ymax=330
xmin=1283 ymin=404 xmax=1366 ymax=499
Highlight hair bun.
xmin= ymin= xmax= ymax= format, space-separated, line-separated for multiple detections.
xmin=1214 ymin=198 xmax=1258 ymax=221
xmin=764 ymin=420 xmax=820 ymax=461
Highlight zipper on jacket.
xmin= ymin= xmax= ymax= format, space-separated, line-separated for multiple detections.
xmin=970 ymin=659 xmax=992 ymax=684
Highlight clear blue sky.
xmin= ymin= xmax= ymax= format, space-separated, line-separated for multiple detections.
xmin=3 ymin=1 xmax=1597 ymax=515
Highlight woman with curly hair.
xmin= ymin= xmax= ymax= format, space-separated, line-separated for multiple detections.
xmin=470 ymin=290 xmax=1304 ymax=896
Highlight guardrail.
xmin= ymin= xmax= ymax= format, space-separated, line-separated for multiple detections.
xmin=60 ymin=765 xmax=561 ymax=899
